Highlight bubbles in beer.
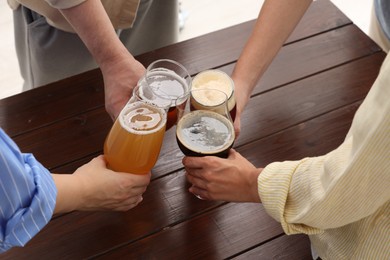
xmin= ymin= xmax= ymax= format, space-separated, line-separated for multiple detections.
xmin=120 ymin=101 xmax=166 ymax=134
xmin=177 ymin=110 xmax=234 ymax=154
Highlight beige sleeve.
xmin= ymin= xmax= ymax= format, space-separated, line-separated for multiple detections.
xmin=10 ymin=0 xmax=86 ymax=32
xmin=258 ymin=53 xmax=390 ymax=235
xmin=7 ymin=0 xmax=20 ymax=10
xmin=9 ymin=0 xmax=139 ymax=32
xmin=45 ymin=0 xmax=86 ymax=9
xmin=15 ymin=0 xmax=85 ymax=10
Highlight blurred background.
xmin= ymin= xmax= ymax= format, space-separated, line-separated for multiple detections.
xmin=0 ymin=0 xmax=380 ymax=99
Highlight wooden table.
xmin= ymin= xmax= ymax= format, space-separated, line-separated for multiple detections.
xmin=1 ymin=0 xmax=386 ymax=259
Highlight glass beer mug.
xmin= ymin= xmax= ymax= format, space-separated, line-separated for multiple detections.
xmin=191 ymin=69 xmax=236 ymax=121
xmin=137 ymin=59 xmax=192 ymax=130
xmin=176 ymin=88 xmax=235 ymax=159
xmin=104 ymin=100 xmax=167 ymax=174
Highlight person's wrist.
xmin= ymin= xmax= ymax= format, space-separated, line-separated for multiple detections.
xmin=250 ymin=168 xmax=262 ymax=203
xmin=70 ymin=172 xmax=91 ymax=211
xmin=52 ymin=173 xmax=86 ymax=214
xmin=99 ymin=48 xmax=133 ymax=73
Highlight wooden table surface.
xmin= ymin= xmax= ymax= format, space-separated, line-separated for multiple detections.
xmin=1 ymin=0 xmax=386 ymax=259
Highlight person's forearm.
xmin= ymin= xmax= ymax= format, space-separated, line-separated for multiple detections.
xmin=59 ymin=0 xmax=134 ymax=69
xmin=51 ymin=174 xmax=83 ymax=214
xmin=232 ymin=0 xmax=312 ymax=108
xmin=59 ymin=0 xmax=145 ymax=119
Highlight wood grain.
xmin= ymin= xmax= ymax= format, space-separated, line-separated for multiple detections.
xmin=1 ymin=1 xmax=386 ymax=259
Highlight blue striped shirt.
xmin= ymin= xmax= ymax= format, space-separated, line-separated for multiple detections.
xmin=0 ymin=128 xmax=57 ymax=253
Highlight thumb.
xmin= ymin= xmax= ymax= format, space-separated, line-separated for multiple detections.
xmin=92 ymin=155 xmax=108 ymax=167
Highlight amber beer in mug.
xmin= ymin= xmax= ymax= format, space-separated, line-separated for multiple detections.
xmin=191 ymin=70 xmax=236 ymax=120
xmin=104 ymin=101 xmax=167 ymax=174
xmin=176 ymin=89 xmax=235 ymax=158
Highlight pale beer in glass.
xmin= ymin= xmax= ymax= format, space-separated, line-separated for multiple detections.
xmin=191 ymin=70 xmax=236 ymax=120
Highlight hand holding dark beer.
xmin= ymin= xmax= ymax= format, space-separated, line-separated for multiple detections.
xmin=183 ymin=149 xmax=262 ymax=202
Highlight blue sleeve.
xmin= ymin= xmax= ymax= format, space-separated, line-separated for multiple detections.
xmin=0 ymin=128 xmax=57 ymax=253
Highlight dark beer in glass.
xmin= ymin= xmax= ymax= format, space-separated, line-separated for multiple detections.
xmin=176 ymin=89 xmax=235 ymax=158
xmin=176 ymin=110 xmax=234 ymax=158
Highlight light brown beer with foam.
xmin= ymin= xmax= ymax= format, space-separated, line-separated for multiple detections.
xmin=104 ymin=101 xmax=166 ymax=174
xmin=192 ymin=70 xmax=236 ymax=120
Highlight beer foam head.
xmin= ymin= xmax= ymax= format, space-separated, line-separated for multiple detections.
xmin=146 ymin=70 xmax=189 ymax=100
xmin=176 ymin=110 xmax=234 ymax=154
xmin=119 ymin=101 xmax=166 ymax=134
xmin=191 ymin=88 xmax=227 ymax=108
xmin=192 ymin=70 xmax=234 ymax=98
xmin=135 ymin=79 xmax=171 ymax=109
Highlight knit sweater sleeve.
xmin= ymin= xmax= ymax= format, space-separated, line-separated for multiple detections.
xmin=258 ymin=53 xmax=390 ymax=235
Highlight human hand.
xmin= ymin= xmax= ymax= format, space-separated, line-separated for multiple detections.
xmin=183 ymin=149 xmax=262 ymax=202
xmin=100 ymin=54 xmax=146 ymax=120
xmin=53 ymin=155 xmax=151 ymax=213
xmin=74 ymin=155 xmax=151 ymax=211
